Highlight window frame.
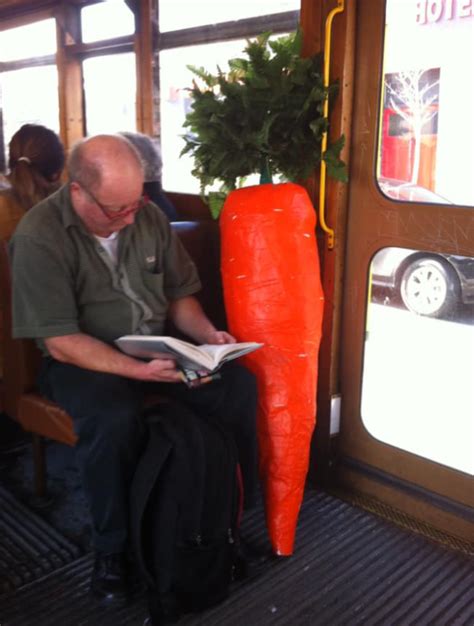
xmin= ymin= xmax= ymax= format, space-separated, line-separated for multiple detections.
xmin=0 ymin=0 xmax=300 ymax=218
xmin=155 ymin=6 xmax=299 ymax=216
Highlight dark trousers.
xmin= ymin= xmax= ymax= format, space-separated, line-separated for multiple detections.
xmin=39 ymin=359 xmax=258 ymax=554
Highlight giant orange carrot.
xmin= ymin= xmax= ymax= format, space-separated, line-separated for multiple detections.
xmin=220 ymin=182 xmax=324 ymax=555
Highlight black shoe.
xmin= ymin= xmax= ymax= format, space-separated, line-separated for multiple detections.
xmin=239 ymin=536 xmax=272 ymax=564
xmin=90 ymin=551 xmax=130 ymax=604
xmin=233 ymin=537 xmax=273 ymax=581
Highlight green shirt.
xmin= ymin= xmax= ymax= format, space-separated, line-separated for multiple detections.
xmin=10 ymin=184 xmax=201 ymax=354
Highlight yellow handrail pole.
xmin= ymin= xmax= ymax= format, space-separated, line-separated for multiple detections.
xmin=319 ymin=0 xmax=345 ymax=250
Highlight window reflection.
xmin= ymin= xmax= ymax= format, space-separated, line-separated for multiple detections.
xmin=378 ymin=1 xmax=474 ymax=206
xmin=160 ymin=40 xmax=263 ymax=193
xmin=1 ymin=66 xmax=60 ymax=167
xmin=81 ymin=1 xmax=134 ymax=43
xmin=377 ymin=177 xmax=450 ymax=204
xmin=83 ymin=54 xmax=136 ymax=136
xmin=158 ymin=0 xmax=299 ymax=32
xmin=160 ymin=35 xmax=289 ymax=193
xmin=362 ymin=247 xmax=474 ymax=475
xmin=0 ymin=19 xmax=56 ymax=62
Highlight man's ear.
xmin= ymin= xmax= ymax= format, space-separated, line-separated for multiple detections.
xmin=69 ymin=181 xmax=83 ymax=207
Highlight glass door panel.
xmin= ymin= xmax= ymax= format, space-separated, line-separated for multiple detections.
xmin=380 ymin=0 xmax=474 ymax=206
xmin=364 ymin=248 xmax=474 ymax=475
xmin=338 ymin=0 xmax=473 ymax=536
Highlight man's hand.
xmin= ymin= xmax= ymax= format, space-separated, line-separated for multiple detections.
xmin=44 ymin=333 xmax=184 ymax=383
xmin=168 ymin=296 xmax=236 ymax=345
xmin=202 ymin=330 xmax=236 ymax=345
xmin=141 ymin=357 xmax=184 ymax=383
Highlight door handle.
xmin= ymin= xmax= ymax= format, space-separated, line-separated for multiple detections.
xmin=319 ymin=0 xmax=345 ymax=250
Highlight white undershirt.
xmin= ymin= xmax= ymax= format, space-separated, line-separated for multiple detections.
xmin=94 ymin=231 xmax=119 ymax=265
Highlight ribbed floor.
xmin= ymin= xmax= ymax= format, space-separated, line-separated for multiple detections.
xmin=1 ymin=490 xmax=473 ymax=626
xmin=0 ymin=484 xmax=81 ymax=595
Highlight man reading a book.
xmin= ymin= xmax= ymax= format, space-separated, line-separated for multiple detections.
xmin=9 ymin=134 xmax=258 ymax=604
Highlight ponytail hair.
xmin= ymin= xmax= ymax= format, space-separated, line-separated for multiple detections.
xmin=8 ymin=124 xmax=65 ymax=210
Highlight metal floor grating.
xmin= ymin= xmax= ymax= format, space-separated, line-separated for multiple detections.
xmin=330 ymin=486 xmax=474 ymax=557
xmin=1 ymin=489 xmax=473 ymax=625
xmin=0 ymin=484 xmax=82 ymax=595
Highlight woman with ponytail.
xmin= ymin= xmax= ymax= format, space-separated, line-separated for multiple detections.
xmin=0 ymin=123 xmax=65 ymax=240
xmin=0 ymin=124 xmax=65 ymax=385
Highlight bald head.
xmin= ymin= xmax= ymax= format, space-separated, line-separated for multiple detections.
xmin=68 ymin=134 xmax=144 ymax=195
xmin=68 ymin=135 xmax=146 ymax=236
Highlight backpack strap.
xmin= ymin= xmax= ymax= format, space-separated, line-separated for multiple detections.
xmin=130 ymin=412 xmax=173 ymax=586
xmin=162 ymin=407 xmax=206 ymax=539
xmin=130 ymin=402 xmax=207 ymax=587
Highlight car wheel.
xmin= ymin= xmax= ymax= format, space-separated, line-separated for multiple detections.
xmin=400 ymin=257 xmax=459 ymax=318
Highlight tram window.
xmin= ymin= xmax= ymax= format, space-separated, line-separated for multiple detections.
xmin=83 ymin=54 xmax=136 ymax=136
xmin=0 ymin=18 xmax=56 ymax=62
xmin=0 ymin=18 xmax=59 ymax=168
xmin=377 ymin=0 xmax=474 ymax=207
xmin=160 ymin=34 xmax=290 ymax=193
xmin=1 ymin=67 xmax=60 ymax=167
xmin=363 ymin=247 xmax=474 ymax=476
xmin=0 ymin=2 xmax=298 ymax=189
xmin=158 ymin=0 xmax=299 ymax=32
xmin=161 ymin=40 xmax=262 ymax=194
xmin=81 ymin=1 xmax=134 ymax=43
xmin=158 ymin=0 xmax=299 ymax=193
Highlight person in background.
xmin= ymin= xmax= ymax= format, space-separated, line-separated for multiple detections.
xmin=9 ymin=134 xmax=258 ymax=604
xmin=119 ymin=131 xmax=178 ymax=221
xmin=0 ymin=123 xmax=65 ymax=240
xmin=0 ymin=124 xmax=65 ymax=411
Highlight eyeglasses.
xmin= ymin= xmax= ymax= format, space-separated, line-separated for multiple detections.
xmin=78 ymin=182 xmax=146 ymax=220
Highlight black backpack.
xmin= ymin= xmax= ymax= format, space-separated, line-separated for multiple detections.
xmin=130 ymin=402 xmax=244 ymax=625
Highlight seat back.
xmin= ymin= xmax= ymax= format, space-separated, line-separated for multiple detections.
xmin=169 ymin=220 xmax=226 ymax=331
xmin=0 ymin=220 xmax=225 ymax=423
xmin=0 ymin=239 xmax=42 ymax=419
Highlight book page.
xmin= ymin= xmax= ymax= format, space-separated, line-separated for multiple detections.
xmin=198 ymin=342 xmax=263 ymax=368
xmin=115 ymin=336 xmax=213 ymax=370
xmin=115 ymin=336 xmax=262 ymax=371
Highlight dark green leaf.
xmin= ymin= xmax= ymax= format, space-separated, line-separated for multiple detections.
xmin=207 ymin=191 xmax=227 ymax=219
xmin=182 ymin=28 xmax=348 ymax=197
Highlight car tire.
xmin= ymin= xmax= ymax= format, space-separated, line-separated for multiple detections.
xmin=399 ymin=257 xmax=459 ymax=318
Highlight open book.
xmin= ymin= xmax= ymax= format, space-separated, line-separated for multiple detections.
xmin=115 ymin=335 xmax=263 ymax=373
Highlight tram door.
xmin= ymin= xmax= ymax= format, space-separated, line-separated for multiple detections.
xmin=338 ymin=0 xmax=474 ymax=541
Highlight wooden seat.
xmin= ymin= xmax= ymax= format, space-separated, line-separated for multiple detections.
xmin=0 ymin=220 xmax=225 ymax=496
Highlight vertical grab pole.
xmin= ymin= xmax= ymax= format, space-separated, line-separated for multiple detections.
xmin=319 ymin=0 xmax=345 ymax=250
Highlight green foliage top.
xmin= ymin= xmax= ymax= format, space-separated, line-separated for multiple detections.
xmin=181 ymin=30 xmax=347 ymax=212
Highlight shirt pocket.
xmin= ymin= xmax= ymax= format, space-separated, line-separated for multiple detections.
xmin=141 ymin=270 xmax=168 ymax=309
